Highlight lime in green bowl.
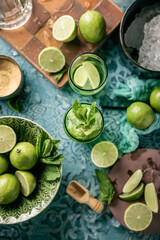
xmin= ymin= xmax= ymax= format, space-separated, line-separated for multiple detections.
xmin=68 ymin=53 xmax=108 ymax=96
xmin=0 ymin=116 xmax=62 ymax=224
xmin=63 ymin=102 xmax=104 ymax=143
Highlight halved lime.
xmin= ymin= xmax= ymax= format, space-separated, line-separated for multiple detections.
xmin=91 ymin=141 xmax=118 ymax=168
xmin=144 ymin=183 xmax=159 ymax=213
xmin=123 ymin=169 xmax=143 ymax=193
xmin=83 ymin=62 xmax=100 ymax=89
xmin=15 ymin=170 xmax=36 ymax=197
xmin=0 ymin=125 xmax=16 ymax=154
xmin=124 ymin=202 xmax=152 ymax=231
xmin=52 ymin=15 xmax=77 ymax=42
xmin=119 ymin=182 xmax=144 ymax=202
xmin=38 ymin=47 xmax=65 ymax=73
xmin=74 ymin=65 xmax=88 ymax=87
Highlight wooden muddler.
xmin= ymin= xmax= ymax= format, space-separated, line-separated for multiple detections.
xmin=66 ymin=180 xmax=104 ymax=213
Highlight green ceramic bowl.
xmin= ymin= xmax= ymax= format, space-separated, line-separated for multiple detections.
xmin=0 ymin=116 xmax=62 ymax=224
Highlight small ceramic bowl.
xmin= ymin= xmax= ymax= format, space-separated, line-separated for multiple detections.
xmin=0 ymin=116 xmax=62 ymax=224
xmin=0 ymin=55 xmax=24 ymax=100
xmin=120 ymin=0 xmax=160 ymax=76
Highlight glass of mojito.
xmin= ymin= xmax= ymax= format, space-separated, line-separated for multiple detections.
xmin=68 ymin=53 xmax=108 ymax=95
xmin=63 ymin=100 xmax=104 ymax=143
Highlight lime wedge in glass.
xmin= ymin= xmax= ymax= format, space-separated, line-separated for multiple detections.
xmin=144 ymin=182 xmax=159 ymax=213
xmin=74 ymin=65 xmax=88 ymax=87
xmin=38 ymin=47 xmax=65 ymax=73
xmin=52 ymin=15 xmax=77 ymax=42
xmin=123 ymin=169 xmax=143 ymax=193
xmin=15 ymin=170 xmax=36 ymax=197
xmin=124 ymin=202 xmax=153 ymax=231
xmin=91 ymin=141 xmax=118 ymax=168
xmin=119 ymin=182 xmax=144 ymax=202
xmin=0 ymin=125 xmax=16 ymax=153
xmin=83 ymin=62 xmax=100 ymax=89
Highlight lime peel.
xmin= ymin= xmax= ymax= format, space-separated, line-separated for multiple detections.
xmin=144 ymin=182 xmax=159 ymax=213
xmin=123 ymin=169 xmax=143 ymax=193
xmin=119 ymin=182 xmax=144 ymax=201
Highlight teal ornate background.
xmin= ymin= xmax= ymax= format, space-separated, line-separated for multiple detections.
xmin=0 ymin=0 xmax=160 ymax=239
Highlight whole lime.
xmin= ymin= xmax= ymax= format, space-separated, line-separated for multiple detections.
xmin=0 ymin=154 xmax=9 ymax=174
xmin=10 ymin=142 xmax=37 ymax=170
xmin=150 ymin=86 xmax=160 ymax=112
xmin=127 ymin=102 xmax=154 ymax=129
xmin=0 ymin=173 xmax=20 ymax=204
xmin=79 ymin=11 xmax=106 ymax=43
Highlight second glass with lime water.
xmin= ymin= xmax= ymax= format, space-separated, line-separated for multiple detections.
xmin=68 ymin=53 xmax=108 ymax=95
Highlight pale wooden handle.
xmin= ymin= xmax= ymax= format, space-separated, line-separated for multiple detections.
xmin=86 ymin=196 xmax=104 ymax=213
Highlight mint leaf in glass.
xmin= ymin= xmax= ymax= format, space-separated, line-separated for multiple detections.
xmin=95 ymin=169 xmax=115 ymax=205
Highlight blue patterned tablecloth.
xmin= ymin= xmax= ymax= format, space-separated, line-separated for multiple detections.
xmin=0 ymin=0 xmax=160 ymax=239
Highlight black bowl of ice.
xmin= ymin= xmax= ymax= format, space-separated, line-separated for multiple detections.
xmin=120 ymin=0 xmax=160 ymax=75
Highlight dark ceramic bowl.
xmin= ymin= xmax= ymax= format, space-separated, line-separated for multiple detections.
xmin=120 ymin=0 xmax=160 ymax=76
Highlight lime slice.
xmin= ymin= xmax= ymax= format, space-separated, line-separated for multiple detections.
xmin=123 ymin=169 xmax=143 ymax=193
xmin=144 ymin=183 xmax=159 ymax=213
xmin=124 ymin=202 xmax=153 ymax=231
xmin=52 ymin=15 xmax=77 ymax=42
xmin=38 ymin=47 xmax=65 ymax=73
xmin=15 ymin=170 xmax=36 ymax=197
xmin=91 ymin=141 xmax=118 ymax=168
xmin=74 ymin=66 xmax=88 ymax=87
xmin=0 ymin=125 xmax=16 ymax=153
xmin=119 ymin=182 xmax=144 ymax=202
xmin=83 ymin=62 xmax=100 ymax=89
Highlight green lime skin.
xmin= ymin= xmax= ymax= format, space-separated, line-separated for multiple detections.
xmin=0 ymin=173 xmax=20 ymax=204
xmin=79 ymin=11 xmax=106 ymax=43
xmin=126 ymin=102 xmax=155 ymax=129
xmin=10 ymin=142 xmax=37 ymax=170
xmin=0 ymin=154 xmax=9 ymax=175
xmin=150 ymin=86 xmax=160 ymax=112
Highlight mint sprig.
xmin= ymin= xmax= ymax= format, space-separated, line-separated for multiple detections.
xmin=72 ymin=99 xmax=97 ymax=129
xmin=36 ymin=132 xmax=64 ymax=181
xmin=95 ymin=169 xmax=115 ymax=205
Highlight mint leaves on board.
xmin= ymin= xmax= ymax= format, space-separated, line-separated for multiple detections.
xmin=49 ymin=67 xmax=67 ymax=83
xmin=36 ymin=131 xmax=64 ymax=181
xmin=72 ymin=99 xmax=96 ymax=129
xmin=95 ymin=169 xmax=115 ymax=205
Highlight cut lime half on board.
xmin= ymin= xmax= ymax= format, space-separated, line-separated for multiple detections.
xmin=38 ymin=47 xmax=65 ymax=73
xmin=144 ymin=183 xmax=159 ymax=213
xmin=91 ymin=141 xmax=118 ymax=168
xmin=119 ymin=182 xmax=144 ymax=202
xmin=124 ymin=202 xmax=153 ymax=231
xmin=122 ymin=169 xmax=143 ymax=193
xmin=52 ymin=15 xmax=77 ymax=42
xmin=0 ymin=125 xmax=16 ymax=153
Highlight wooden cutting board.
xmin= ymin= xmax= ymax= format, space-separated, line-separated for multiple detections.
xmin=0 ymin=0 xmax=123 ymax=89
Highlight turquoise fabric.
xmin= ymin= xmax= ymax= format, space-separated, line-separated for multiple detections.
xmin=119 ymin=114 xmax=160 ymax=154
xmin=111 ymin=76 xmax=160 ymax=101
